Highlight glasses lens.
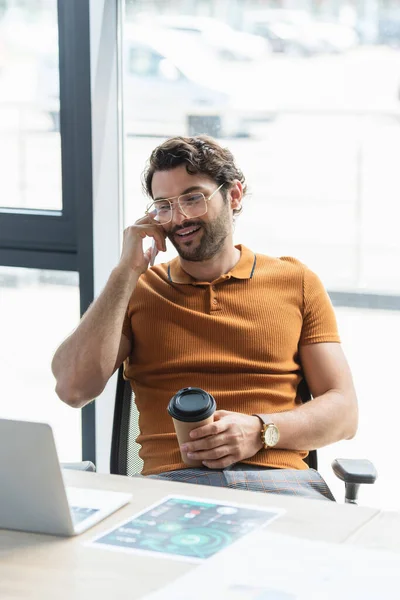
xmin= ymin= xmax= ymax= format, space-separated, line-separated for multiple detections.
xmin=150 ymin=200 xmax=172 ymax=223
xmin=179 ymin=192 xmax=206 ymax=217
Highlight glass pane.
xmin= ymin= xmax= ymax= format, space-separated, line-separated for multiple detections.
xmin=318 ymin=306 xmax=400 ymax=509
xmin=121 ymin=1 xmax=400 ymax=507
xmin=123 ymin=0 xmax=400 ymax=295
xmin=0 ymin=1 xmax=61 ymax=210
xmin=0 ymin=266 xmax=81 ymax=462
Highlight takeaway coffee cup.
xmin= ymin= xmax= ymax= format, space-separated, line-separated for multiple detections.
xmin=168 ymin=387 xmax=217 ymax=466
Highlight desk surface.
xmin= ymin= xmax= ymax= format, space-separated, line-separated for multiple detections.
xmin=0 ymin=470 xmax=392 ymax=600
xmin=347 ymin=509 xmax=400 ymax=553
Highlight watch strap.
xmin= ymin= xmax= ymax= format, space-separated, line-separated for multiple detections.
xmin=253 ymin=413 xmax=267 ymax=426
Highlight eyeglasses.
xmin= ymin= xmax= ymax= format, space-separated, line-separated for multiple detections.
xmin=146 ymin=183 xmax=225 ymax=225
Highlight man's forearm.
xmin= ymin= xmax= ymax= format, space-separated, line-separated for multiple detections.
xmin=51 ymin=265 xmax=139 ymax=406
xmin=258 ymin=390 xmax=358 ymax=451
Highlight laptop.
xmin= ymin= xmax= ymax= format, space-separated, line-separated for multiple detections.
xmin=0 ymin=418 xmax=132 ymax=536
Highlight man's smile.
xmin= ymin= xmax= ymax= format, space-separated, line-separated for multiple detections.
xmin=175 ymin=225 xmax=202 ymax=241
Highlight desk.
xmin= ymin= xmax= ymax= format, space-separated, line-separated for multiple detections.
xmin=347 ymin=509 xmax=400 ymax=554
xmin=0 ymin=470 xmax=392 ymax=600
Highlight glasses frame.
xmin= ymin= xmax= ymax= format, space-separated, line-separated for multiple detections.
xmin=146 ymin=183 xmax=225 ymax=225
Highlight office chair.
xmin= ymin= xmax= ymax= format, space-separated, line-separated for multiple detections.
xmin=108 ymin=365 xmax=377 ymax=505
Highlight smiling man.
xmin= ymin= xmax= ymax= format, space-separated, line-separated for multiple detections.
xmin=52 ymin=135 xmax=358 ymax=501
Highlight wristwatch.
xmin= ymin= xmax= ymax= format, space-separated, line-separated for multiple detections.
xmin=253 ymin=415 xmax=280 ymax=450
xmin=261 ymin=422 xmax=280 ymax=449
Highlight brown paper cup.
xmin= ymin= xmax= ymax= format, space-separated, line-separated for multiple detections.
xmin=172 ymin=415 xmax=214 ymax=466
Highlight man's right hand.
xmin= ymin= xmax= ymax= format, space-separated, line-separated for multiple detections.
xmin=119 ymin=213 xmax=167 ymax=275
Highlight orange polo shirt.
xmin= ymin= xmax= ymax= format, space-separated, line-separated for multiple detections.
xmin=122 ymin=245 xmax=340 ymax=475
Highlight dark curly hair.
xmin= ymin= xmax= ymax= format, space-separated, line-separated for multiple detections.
xmin=142 ymin=135 xmax=247 ymax=217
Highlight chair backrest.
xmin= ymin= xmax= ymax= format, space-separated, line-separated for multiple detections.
xmin=297 ymin=377 xmax=318 ymax=471
xmin=110 ymin=365 xmax=143 ymax=476
xmin=110 ymin=365 xmax=317 ymax=475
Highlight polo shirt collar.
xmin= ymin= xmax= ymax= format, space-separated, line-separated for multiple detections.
xmin=167 ymin=244 xmax=257 ymax=284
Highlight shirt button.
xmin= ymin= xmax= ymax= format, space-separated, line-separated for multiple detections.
xmin=212 ymin=285 xmax=216 ymax=291
xmin=212 ymin=298 xmax=218 ymax=304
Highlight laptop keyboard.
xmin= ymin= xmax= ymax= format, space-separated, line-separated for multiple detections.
xmin=70 ymin=506 xmax=100 ymax=525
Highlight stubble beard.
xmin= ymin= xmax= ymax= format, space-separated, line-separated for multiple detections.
xmin=167 ymin=208 xmax=231 ymax=262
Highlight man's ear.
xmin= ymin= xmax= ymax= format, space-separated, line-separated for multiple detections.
xmin=229 ymin=180 xmax=243 ymax=211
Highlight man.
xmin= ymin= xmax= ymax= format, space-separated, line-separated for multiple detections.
xmin=52 ymin=135 xmax=358 ymax=501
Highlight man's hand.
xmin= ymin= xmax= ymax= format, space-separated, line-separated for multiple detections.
xmin=119 ymin=213 xmax=166 ymax=276
xmin=180 ymin=410 xmax=263 ymax=469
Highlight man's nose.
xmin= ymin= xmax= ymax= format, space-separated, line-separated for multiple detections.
xmin=170 ymin=202 xmax=187 ymax=225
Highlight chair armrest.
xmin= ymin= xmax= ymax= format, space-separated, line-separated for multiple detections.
xmin=331 ymin=458 xmax=377 ymax=484
xmin=60 ymin=461 xmax=96 ymax=472
xmin=331 ymin=458 xmax=377 ymax=504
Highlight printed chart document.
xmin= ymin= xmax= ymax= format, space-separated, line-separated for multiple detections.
xmin=88 ymin=495 xmax=284 ymax=562
xmin=141 ymin=530 xmax=400 ymax=600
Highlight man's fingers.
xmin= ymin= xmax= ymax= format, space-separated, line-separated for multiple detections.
xmin=202 ymin=456 xmax=236 ymax=469
xmin=124 ymin=223 xmax=166 ymax=252
xmin=134 ymin=212 xmax=159 ymax=225
xmin=186 ymin=445 xmax=230 ymax=461
xmin=189 ymin=419 xmax=226 ymax=440
xmin=137 ymin=227 xmax=166 ymax=252
xmin=213 ymin=410 xmax=231 ymax=420
xmin=182 ymin=433 xmax=227 ymax=453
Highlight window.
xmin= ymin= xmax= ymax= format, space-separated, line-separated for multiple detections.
xmin=120 ymin=0 xmax=400 ymax=506
xmin=0 ymin=0 xmax=61 ymax=211
xmin=0 ymin=266 xmax=81 ymax=461
xmin=129 ymin=46 xmax=163 ymax=77
xmin=0 ymin=1 xmax=95 ymax=463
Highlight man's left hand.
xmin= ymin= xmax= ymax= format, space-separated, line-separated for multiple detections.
xmin=180 ymin=410 xmax=263 ymax=469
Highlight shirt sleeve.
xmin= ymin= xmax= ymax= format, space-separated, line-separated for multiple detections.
xmin=299 ymin=267 xmax=341 ymax=345
xmin=121 ymin=306 xmax=133 ymax=343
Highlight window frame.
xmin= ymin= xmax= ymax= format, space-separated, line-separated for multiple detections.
xmin=0 ymin=0 xmax=96 ymax=462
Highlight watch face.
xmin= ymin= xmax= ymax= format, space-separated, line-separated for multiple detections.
xmin=265 ymin=424 xmax=280 ymax=447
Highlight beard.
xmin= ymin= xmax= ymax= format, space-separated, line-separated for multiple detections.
xmin=166 ymin=206 xmax=231 ymax=262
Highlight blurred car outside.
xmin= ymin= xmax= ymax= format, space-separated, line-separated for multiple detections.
xmin=378 ymin=11 xmax=400 ymax=48
xmin=244 ymin=10 xmax=321 ymax=56
xmin=244 ymin=9 xmax=359 ymax=56
xmin=36 ymin=23 xmax=276 ymax=139
xmin=309 ymin=21 xmax=359 ymax=53
xmin=0 ymin=266 xmax=78 ymax=288
xmin=137 ymin=14 xmax=272 ymax=62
